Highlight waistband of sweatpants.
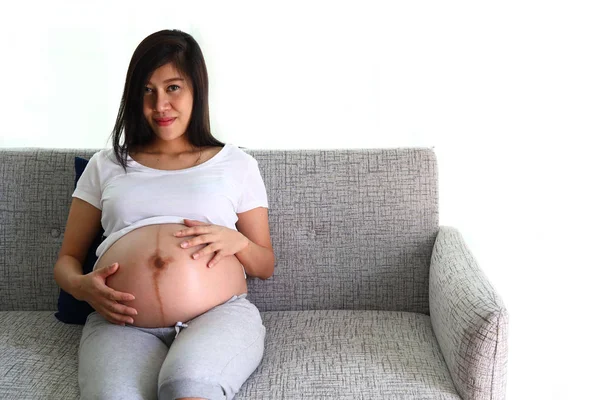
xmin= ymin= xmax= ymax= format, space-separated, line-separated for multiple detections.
xmin=227 ymin=292 xmax=248 ymax=303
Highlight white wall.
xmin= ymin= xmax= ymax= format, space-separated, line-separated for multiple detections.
xmin=2 ymin=1 xmax=599 ymax=398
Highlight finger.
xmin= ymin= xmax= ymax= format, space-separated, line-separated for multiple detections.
xmin=104 ymin=299 xmax=135 ymax=319
xmin=183 ymin=219 xmax=208 ymax=226
xmin=113 ymin=302 xmax=138 ymax=317
xmin=174 ymin=229 xmax=197 ymax=238
xmin=102 ymin=304 xmax=135 ymax=323
xmin=100 ymin=311 xmax=127 ymax=326
xmin=108 ymin=311 xmax=134 ymax=325
xmin=107 ymin=315 xmax=124 ymax=325
xmin=108 ymin=289 xmax=136 ymax=302
xmin=107 ymin=300 xmax=138 ymax=316
xmin=175 ymin=227 xmax=197 ymax=238
xmin=177 ymin=223 xmax=211 ymax=237
xmin=207 ymin=254 xmax=220 ymax=268
xmin=101 ymin=263 xmax=119 ymax=276
xmin=193 ymin=244 xmax=216 ymax=260
xmin=182 ymin=219 xmax=197 ymax=229
xmin=181 ymin=235 xmax=211 ymax=249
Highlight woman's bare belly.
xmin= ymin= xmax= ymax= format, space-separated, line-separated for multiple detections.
xmin=96 ymin=223 xmax=248 ymax=328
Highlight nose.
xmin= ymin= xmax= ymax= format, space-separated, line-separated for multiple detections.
xmin=153 ymin=91 xmax=171 ymax=112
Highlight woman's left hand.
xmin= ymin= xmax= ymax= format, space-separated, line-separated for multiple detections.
xmin=174 ymin=219 xmax=249 ymax=268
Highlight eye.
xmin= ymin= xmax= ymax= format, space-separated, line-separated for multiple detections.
xmin=143 ymin=85 xmax=180 ymax=95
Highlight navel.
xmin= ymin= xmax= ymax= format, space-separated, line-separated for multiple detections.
xmin=147 ymin=225 xmax=175 ymax=327
xmin=151 ymin=254 xmax=168 ymax=269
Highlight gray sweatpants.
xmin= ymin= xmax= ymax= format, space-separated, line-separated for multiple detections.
xmin=78 ymin=293 xmax=266 ymax=400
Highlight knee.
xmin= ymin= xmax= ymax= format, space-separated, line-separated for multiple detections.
xmin=176 ymin=398 xmax=208 ymax=400
xmin=159 ymin=377 xmax=226 ymax=400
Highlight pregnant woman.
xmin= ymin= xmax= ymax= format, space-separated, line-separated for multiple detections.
xmin=53 ymin=29 xmax=274 ymax=400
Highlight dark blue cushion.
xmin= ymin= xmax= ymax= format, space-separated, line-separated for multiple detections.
xmin=54 ymin=156 xmax=105 ymax=325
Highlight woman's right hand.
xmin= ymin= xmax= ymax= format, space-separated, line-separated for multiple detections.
xmin=78 ymin=262 xmax=138 ymax=326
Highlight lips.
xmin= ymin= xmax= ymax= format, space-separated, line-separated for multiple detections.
xmin=154 ymin=117 xmax=176 ymax=127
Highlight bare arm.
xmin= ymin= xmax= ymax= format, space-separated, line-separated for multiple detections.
xmin=54 ymin=197 xmax=102 ymax=298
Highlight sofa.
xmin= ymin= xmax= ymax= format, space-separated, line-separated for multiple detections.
xmin=0 ymin=146 xmax=509 ymax=400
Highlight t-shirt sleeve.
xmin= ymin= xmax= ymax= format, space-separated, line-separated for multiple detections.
xmin=237 ymin=157 xmax=269 ymax=213
xmin=72 ymin=151 xmax=103 ymax=210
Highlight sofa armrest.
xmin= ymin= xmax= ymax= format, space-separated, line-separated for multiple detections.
xmin=429 ymin=226 xmax=509 ymax=400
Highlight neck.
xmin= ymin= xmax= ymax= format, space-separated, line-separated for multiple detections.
xmin=133 ymin=140 xmax=200 ymax=157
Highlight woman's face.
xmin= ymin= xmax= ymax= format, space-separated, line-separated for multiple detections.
xmin=143 ymin=62 xmax=194 ymax=146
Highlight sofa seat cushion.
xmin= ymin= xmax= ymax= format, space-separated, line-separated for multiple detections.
xmin=0 ymin=310 xmax=460 ymax=400
xmin=239 ymin=310 xmax=461 ymax=399
xmin=0 ymin=311 xmax=82 ymax=399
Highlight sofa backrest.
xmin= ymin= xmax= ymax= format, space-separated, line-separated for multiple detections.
xmin=0 ymin=147 xmax=438 ymax=314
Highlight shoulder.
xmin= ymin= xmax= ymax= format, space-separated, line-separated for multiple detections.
xmin=84 ymin=148 xmax=111 ymax=165
xmin=89 ymin=148 xmax=127 ymax=172
xmin=226 ymin=143 xmax=258 ymax=164
xmin=91 ymin=148 xmax=114 ymax=161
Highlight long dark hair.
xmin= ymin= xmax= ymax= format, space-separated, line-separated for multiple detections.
xmin=110 ymin=29 xmax=225 ymax=171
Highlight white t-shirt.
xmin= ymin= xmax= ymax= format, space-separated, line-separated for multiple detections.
xmin=72 ymin=143 xmax=269 ymax=275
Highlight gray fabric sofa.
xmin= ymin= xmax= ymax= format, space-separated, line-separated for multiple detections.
xmin=0 ymin=146 xmax=508 ymax=400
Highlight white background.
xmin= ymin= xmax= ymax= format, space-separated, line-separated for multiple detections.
xmin=1 ymin=1 xmax=599 ymax=398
